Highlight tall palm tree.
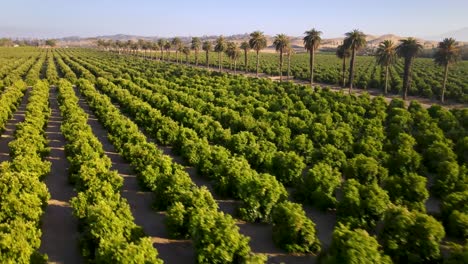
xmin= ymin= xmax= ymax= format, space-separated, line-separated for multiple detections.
xmin=191 ymin=37 xmax=202 ymax=66
xmin=240 ymin=41 xmax=250 ymax=73
xmin=343 ymin=29 xmax=367 ymax=93
xmin=303 ymin=28 xmax=322 ymax=86
xmin=158 ymin=39 xmax=166 ymax=60
xmin=286 ymin=45 xmax=295 ymax=80
xmin=202 ymin=41 xmax=212 ymax=68
xmin=182 ymin=46 xmax=191 ymax=64
xmin=273 ymin=34 xmax=290 ymax=82
xmin=396 ymin=37 xmax=423 ymax=100
xmin=375 ymin=40 xmax=397 ymax=94
xmin=177 ymin=44 xmax=184 ymax=64
xmin=137 ymin=39 xmax=145 ymax=57
xmin=434 ymin=38 xmax=460 ymax=103
xmin=336 ymin=44 xmax=351 ymax=87
xmin=164 ymin=41 xmax=171 ymax=61
xmin=131 ymin=42 xmax=139 ymax=56
xmin=214 ymin=36 xmax=226 ymax=71
xmin=172 ymin=37 xmax=182 ymax=63
xmin=151 ymin=42 xmax=159 ymax=60
xmin=249 ymin=31 xmax=267 ymax=77
xmin=115 ymin=40 xmax=124 ymax=54
xmin=226 ymin=42 xmax=241 ymax=73
xmin=126 ymin=40 xmax=133 ymax=54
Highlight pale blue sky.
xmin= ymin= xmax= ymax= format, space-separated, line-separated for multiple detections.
xmin=0 ymin=0 xmax=467 ymax=38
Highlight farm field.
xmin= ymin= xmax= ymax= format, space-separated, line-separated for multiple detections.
xmin=130 ymin=49 xmax=468 ymax=103
xmin=0 ymin=47 xmax=467 ymax=264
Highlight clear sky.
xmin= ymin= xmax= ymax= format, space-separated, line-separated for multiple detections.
xmin=0 ymin=0 xmax=467 ymax=39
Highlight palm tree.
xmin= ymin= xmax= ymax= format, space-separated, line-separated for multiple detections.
xmin=343 ymin=29 xmax=367 ymax=93
xmin=375 ymin=40 xmax=397 ymax=94
xmin=336 ymin=44 xmax=351 ymax=87
xmin=177 ymin=44 xmax=184 ymax=64
xmin=182 ymin=46 xmax=191 ymax=64
xmin=303 ymin=28 xmax=322 ymax=86
xmin=214 ymin=36 xmax=226 ymax=71
xmin=434 ymin=38 xmax=460 ymax=103
xmin=151 ymin=42 xmax=159 ymax=60
xmin=115 ymin=40 xmax=124 ymax=54
xmin=396 ymin=37 xmax=423 ymax=100
xmin=226 ymin=42 xmax=241 ymax=73
xmin=286 ymin=45 xmax=295 ymax=80
xmin=273 ymin=34 xmax=290 ymax=82
xmin=249 ymin=31 xmax=267 ymax=77
xmin=191 ymin=37 xmax=202 ymax=66
xmin=137 ymin=39 xmax=146 ymax=58
xmin=240 ymin=41 xmax=250 ymax=73
xmin=202 ymin=41 xmax=212 ymax=68
xmin=164 ymin=41 xmax=171 ymax=61
xmin=158 ymin=39 xmax=166 ymax=60
xmin=126 ymin=40 xmax=133 ymax=54
xmin=172 ymin=37 xmax=182 ymax=63
xmin=131 ymin=42 xmax=139 ymax=56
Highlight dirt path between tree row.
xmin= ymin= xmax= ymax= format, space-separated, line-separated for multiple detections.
xmin=39 ymin=87 xmax=83 ymax=264
xmin=0 ymin=89 xmax=29 ymax=163
xmin=74 ymin=88 xmax=195 ymax=264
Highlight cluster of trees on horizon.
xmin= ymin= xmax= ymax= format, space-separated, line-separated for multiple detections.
xmin=0 ymin=37 xmax=57 ymax=47
xmin=97 ymin=30 xmax=463 ymax=103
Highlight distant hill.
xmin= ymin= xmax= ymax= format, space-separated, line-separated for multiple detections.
xmin=56 ymin=33 xmax=467 ymax=50
xmin=426 ymin=27 xmax=468 ymax=42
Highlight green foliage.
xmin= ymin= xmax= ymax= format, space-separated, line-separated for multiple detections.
xmin=190 ymin=207 xmax=257 ymax=264
xmin=271 ymin=151 xmax=305 ymax=185
xmin=57 ymin=79 xmax=163 ymax=263
xmin=337 ymin=179 xmax=390 ymax=230
xmin=383 ymin=172 xmax=429 ymax=212
xmin=444 ymin=241 xmax=468 ymax=264
xmin=0 ymin=80 xmax=51 ymax=262
xmin=344 ymin=154 xmax=388 ymax=184
xmin=379 ymin=206 xmax=445 ymax=263
xmin=271 ymin=201 xmax=321 ymax=253
xmin=295 ymin=162 xmax=341 ymax=210
xmin=447 ymin=210 xmax=468 ymax=238
xmin=323 ymin=224 xmax=392 ymax=264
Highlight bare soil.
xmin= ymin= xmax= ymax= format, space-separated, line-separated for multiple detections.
xmin=0 ymin=89 xmax=29 ymax=163
xmin=39 ymin=87 xmax=83 ymax=264
xmin=75 ymin=90 xmax=194 ymax=263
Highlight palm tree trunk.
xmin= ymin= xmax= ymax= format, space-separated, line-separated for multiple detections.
xmin=218 ymin=52 xmax=221 ymax=71
xmin=342 ymin=57 xmax=347 ymax=88
xmin=287 ymin=53 xmax=291 ymax=80
xmin=348 ymin=48 xmax=356 ymax=93
xmin=310 ymin=48 xmax=315 ymax=86
xmin=195 ymin=50 xmax=199 ymax=66
xmin=244 ymin=50 xmax=248 ymax=73
xmin=441 ymin=64 xmax=449 ymax=103
xmin=256 ymin=50 xmax=259 ymax=77
xmin=206 ymin=51 xmax=209 ymax=68
xmin=160 ymin=48 xmax=163 ymax=60
xmin=403 ymin=57 xmax=413 ymax=100
xmin=234 ymin=59 xmax=237 ymax=74
xmin=384 ymin=65 xmax=389 ymax=95
xmin=279 ymin=49 xmax=283 ymax=82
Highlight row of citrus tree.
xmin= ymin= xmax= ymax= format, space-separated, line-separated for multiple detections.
xmin=56 ymin=48 xmax=467 ymax=263
xmin=0 ymin=80 xmax=51 ymax=263
xmin=57 ymin=49 xmax=326 ymax=254
xmin=57 ymin=79 xmax=164 ymax=263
